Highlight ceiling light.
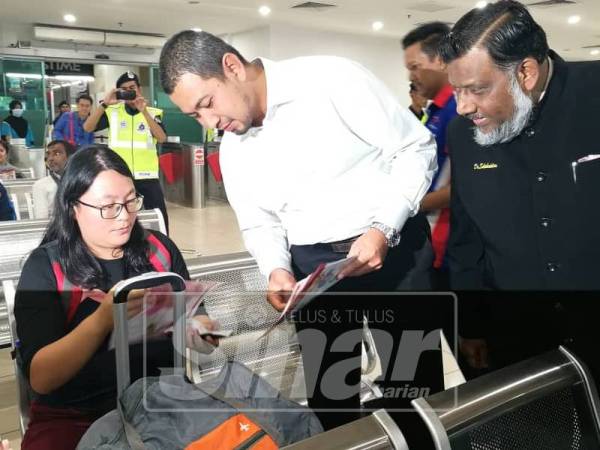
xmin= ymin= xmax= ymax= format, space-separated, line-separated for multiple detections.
xmin=475 ymin=1 xmax=487 ymax=8
xmin=372 ymin=21 xmax=384 ymax=31
xmin=6 ymin=73 xmax=43 ymax=79
xmin=63 ymin=13 xmax=77 ymax=23
xmin=567 ymin=15 xmax=581 ymax=25
xmin=259 ymin=5 xmax=271 ymax=16
xmin=191 ymin=27 xmax=202 ymax=32
xmin=52 ymin=75 xmax=95 ymax=82
xmin=591 ymin=49 xmax=600 ymax=56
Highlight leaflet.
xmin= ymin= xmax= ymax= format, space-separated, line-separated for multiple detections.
xmin=259 ymin=256 xmax=356 ymax=339
xmin=107 ymin=280 xmax=229 ymax=349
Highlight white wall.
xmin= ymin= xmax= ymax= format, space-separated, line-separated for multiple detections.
xmin=268 ymin=24 xmax=410 ymax=105
xmin=224 ymin=27 xmax=270 ymax=62
xmin=93 ymin=65 xmax=136 ymax=96
xmin=225 ymin=24 xmax=411 ymax=106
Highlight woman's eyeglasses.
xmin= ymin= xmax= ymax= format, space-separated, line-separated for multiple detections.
xmin=77 ymin=195 xmax=144 ymax=219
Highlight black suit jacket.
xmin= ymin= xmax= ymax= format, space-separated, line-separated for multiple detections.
xmin=446 ymin=52 xmax=600 ymax=368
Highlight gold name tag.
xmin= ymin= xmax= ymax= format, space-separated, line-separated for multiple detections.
xmin=473 ymin=163 xmax=498 ymax=170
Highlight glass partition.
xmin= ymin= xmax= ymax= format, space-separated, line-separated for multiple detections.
xmin=0 ymin=58 xmax=46 ymax=147
xmin=150 ymin=66 xmax=203 ymax=144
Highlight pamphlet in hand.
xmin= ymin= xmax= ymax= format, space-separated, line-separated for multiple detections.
xmin=259 ymin=256 xmax=357 ymax=340
xmin=187 ymin=318 xmax=233 ymax=339
xmin=107 ymin=280 xmax=223 ymax=349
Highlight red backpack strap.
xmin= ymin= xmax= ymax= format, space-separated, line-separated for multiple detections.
xmin=45 ymin=242 xmax=83 ymax=325
xmin=68 ymin=112 xmax=76 ymax=146
xmin=146 ymin=231 xmax=172 ymax=272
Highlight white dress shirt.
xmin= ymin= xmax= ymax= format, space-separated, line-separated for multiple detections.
xmin=220 ymin=56 xmax=437 ymax=278
xmin=32 ymin=175 xmax=58 ymax=219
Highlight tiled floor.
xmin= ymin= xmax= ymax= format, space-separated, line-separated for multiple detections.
xmin=0 ymin=349 xmax=20 ymax=449
xmin=167 ymin=200 xmax=246 ymax=258
xmin=0 ymin=201 xmax=464 ymax=449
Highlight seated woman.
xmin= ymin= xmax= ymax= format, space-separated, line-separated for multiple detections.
xmin=15 ymin=145 xmax=216 ymax=450
xmin=2 ymin=100 xmax=34 ymax=147
xmin=0 ymin=140 xmax=20 ymax=180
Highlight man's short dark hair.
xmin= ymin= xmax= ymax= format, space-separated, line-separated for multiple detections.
xmin=76 ymin=94 xmax=93 ymax=104
xmin=439 ymin=0 xmax=549 ymax=70
xmin=402 ymin=22 xmax=451 ymax=60
xmin=58 ymin=100 xmax=69 ymax=108
xmin=47 ymin=139 xmax=76 ymax=156
xmin=159 ymin=30 xmax=249 ymax=95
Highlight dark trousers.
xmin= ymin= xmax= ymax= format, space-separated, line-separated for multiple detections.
xmin=462 ymin=293 xmax=600 ymax=386
xmin=134 ymin=179 xmax=169 ymax=234
xmin=291 ymin=215 xmax=446 ymax=434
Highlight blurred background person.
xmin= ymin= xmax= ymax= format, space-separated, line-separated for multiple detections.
xmin=3 ymin=100 xmax=34 ymax=147
xmin=53 ymin=100 xmax=71 ymax=126
xmin=84 ymin=72 xmax=169 ymax=232
xmin=32 ymin=140 xmax=76 ymax=219
xmin=0 ymin=182 xmax=16 ymax=222
xmin=403 ymin=22 xmax=457 ymax=289
xmin=53 ymin=95 xmax=94 ymax=149
xmin=0 ymin=140 xmax=19 ymax=180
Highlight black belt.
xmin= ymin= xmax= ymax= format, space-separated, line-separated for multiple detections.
xmin=322 ymin=235 xmax=360 ymax=253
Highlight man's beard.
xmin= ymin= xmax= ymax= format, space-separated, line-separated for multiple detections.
xmin=472 ymin=71 xmax=534 ymax=147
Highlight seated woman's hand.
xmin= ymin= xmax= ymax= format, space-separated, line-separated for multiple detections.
xmin=187 ymin=315 xmax=221 ymax=354
xmin=95 ymin=288 xmax=147 ymax=332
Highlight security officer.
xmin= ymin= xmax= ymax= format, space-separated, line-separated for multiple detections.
xmin=84 ymin=71 xmax=169 ymax=231
xmin=440 ymin=1 xmax=600 ymax=381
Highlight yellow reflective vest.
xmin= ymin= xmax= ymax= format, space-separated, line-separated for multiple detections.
xmin=105 ymin=103 xmax=163 ymax=180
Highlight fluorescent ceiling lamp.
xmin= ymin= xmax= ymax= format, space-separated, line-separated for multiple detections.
xmin=6 ymin=73 xmax=43 ymax=79
xmin=63 ymin=14 xmax=77 ymax=23
xmin=591 ymin=49 xmax=600 ymax=56
xmin=259 ymin=5 xmax=271 ymax=16
xmin=372 ymin=21 xmax=384 ymax=31
xmin=476 ymin=1 xmax=487 ymax=8
xmin=567 ymin=15 xmax=581 ymax=25
xmin=191 ymin=27 xmax=202 ymax=32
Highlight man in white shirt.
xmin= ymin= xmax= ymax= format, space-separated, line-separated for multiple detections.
xmin=32 ymin=140 xmax=74 ymax=219
xmin=160 ymin=31 xmax=441 ymax=430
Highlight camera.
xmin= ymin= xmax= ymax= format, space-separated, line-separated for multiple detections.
xmin=116 ymin=89 xmax=136 ymax=101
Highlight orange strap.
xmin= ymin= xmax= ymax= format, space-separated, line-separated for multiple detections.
xmin=185 ymin=414 xmax=277 ymax=450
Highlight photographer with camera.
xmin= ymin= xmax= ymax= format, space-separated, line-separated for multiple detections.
xmin=84 ymin=71 xmax=169 ymax=232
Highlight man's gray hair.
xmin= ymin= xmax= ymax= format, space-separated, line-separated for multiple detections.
xmin=473 ymin=65 xmax=534 ymax=146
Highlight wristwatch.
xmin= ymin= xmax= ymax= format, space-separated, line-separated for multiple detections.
xmin=371 ymin=222 xmax=401 ymax=247
xmin=99 ymin=100 xmax=108 ymax=109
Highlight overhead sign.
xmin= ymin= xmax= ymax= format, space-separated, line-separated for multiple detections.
xmin=44 ymin=61 xmax=94 ymax=77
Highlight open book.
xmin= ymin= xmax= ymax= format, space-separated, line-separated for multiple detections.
xmin=259 ymin=256 xmax=356 ymax=339
xmin=108 ymin=280 xmax=231 ymax=349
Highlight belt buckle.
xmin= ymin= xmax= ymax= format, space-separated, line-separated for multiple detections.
xmin=331 ymin=240 xmax=354 ymax=253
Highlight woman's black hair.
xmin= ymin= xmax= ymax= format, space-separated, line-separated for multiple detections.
xmin=0 ymin=140 xmax=8 ymax=154
xmin=8 ymin=100 xmax=22 ymax=111
xmin=42 ymin=145 xmax=153 ymax=288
